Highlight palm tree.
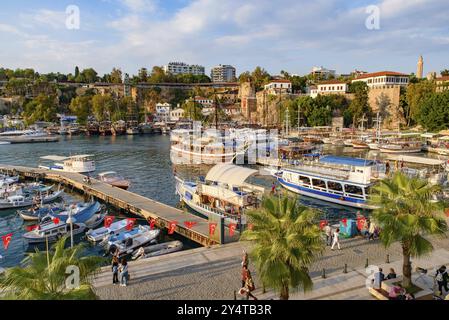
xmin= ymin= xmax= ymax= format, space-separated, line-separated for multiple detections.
xmin=369 ymin=172 xmax=448 ymax=288
xmin=0 ymin=236 xmax=105 ymax=300
xmin=241 ymin=195 xmax=324 ymax=300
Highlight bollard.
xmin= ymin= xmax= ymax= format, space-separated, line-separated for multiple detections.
xmin=233 ymin=290 xmax=237 ymax=300
xmin=365 ymin=258 xmax=369 ymax=268
xmin=262 ymin=284 xmax=266 ymax=294
xmin=343 ymin=264 xmax=348 ymax=274
xmin=386 ymin=254 xmax=390 ymax=263
xmin=322 ymin=268 xmax=326 ymax=279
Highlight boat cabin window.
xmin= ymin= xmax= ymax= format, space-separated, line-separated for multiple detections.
xmin=299 ymin=175 xmax=311 ymax=186
xmin=327 ymin=181 xmax=343 ymax=192
xmin=312 ymin=179 xmax=326 ymax=189
xmin=345 ymin=185 xmax=363 ymax=196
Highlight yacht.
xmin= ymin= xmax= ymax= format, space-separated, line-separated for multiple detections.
xmin=379 ymin=141 xmax=423 ymax=154
xmin=276 ymin=156 xmax=383 ymax=209
xmin=39 ymin=154 xmax=96 ymax=173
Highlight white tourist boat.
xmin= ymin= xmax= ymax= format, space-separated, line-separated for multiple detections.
xmin=276 ymin=156 xmax=384 ymax=209
xmin=422 ymin=135 xmax=449 ymax=155
xmin=39 ymin=154 xmax=96 ymax=173
xmin=132 ymin=241 xmax=183 ymax=260
xmin=379 ymin=141 xmax=423 ymax=154
xmin=176 ymin=164 xmax=264 ymax=224
xmin=86 ymin=219 xmax=130 ymax=242
xmin=23 ymin=221 xmax=87 ymax=244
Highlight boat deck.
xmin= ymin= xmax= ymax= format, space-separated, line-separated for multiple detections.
xmin=0 ymin=164 xmax=224 ymax=246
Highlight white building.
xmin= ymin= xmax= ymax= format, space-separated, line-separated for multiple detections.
xmin=155 ymin=103 xmax=172 ymax=122
xmin=264 ymin=80 xmax=292 ymax=95
xmin=163 ymin=62 xmax=205 ymax=76
xmin=170 ymin=108 xmax=185 ymax=122
xmin=316 ymin=80 xmax=348 ymax=95
xmin=186 ymin=96 xmax=214 ymax=108
xmin=310 ymin=66 xmax=336 ymax=79
xmin=351 ymin=71 xmax=409 ymax=88
xmin=210 ymin=65 xmax=236 ymax=82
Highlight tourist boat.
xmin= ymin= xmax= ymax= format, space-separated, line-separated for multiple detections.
xmin=422 ymin=135 xmax=449 ymax=155
xmin=86 ymin=219 xmax=129 ymax=242
xmin=126 ymin=121 xmax=140 ymax=135
xmin=0 ymin=130 xmax=59 ymax=144
xmin=97 ymin=171 xmax=130 ymax=190
xmin=68 ymin=124 xmax=81 ymax=136
xmin=1 ymin=182 xmax=51 ymax=199
xmin=276 ymin=156 xmax=382 ymax=209
xmin=379 ymin=141 xmax=423 ymax=154
xmin=139 ymin=122 xmax=153 ymax=134
xmin=99 ymin=121 xmax=112 ymax=136
xmin=352 ymin=140 xmax=370 ymax=149
xmin=23 ymin=219 xmax=87 ymax=244
xmin=39 ymin=154 xmax=96 ymax=173
xmin=132 ymin=241 xmax=183 ymax=260
xmin=368 ymin=143 xmax=380 ymax=150
xmin=176 ymin=164 xmax=264 ymax=224
xmin=87 ymin=121 xmax=100 ymax=136
xmin=104 ymin=226 xmax=160 ymax=257
xmin=112 ymin=120 xmax=127 ymax=136
xmin=0 ymin=187 xmax=63 ymax=210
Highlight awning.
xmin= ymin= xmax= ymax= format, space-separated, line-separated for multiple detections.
xmin=205 ymin=164 xmax=258 ymax=187
xmin=386 ymin=155 xmax=445 ymax=166
xmin=41 ymin=155 xmax=69 ymax=161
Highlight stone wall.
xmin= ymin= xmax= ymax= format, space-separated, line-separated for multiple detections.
xmin=368 ymin=86 xmax=403 ymax=129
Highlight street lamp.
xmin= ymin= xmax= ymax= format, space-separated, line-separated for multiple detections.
xmin=66 ymin=206 xmax=76 ymax=248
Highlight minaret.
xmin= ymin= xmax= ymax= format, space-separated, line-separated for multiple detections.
xmin=417 ymin=55 xmax=424 ymax=79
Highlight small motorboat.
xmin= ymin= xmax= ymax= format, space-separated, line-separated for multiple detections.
xmin=97 ymin=172 xmax=130 ymax=190
xmin=0 ymin=188 xmax=64 ymax=210
xmin=18 ymin=201 xmax=101 ymax=222
xmin=86 ymin=219 xmax=129 ymax=242
xmin=105 ymin=226 xmax=160 ymax=257
xmin=23 ymin=219 xmax=87 ymax=244
xmin=132 ymin=241 xmax=183 ymax=260
xmin=18 ymin=203 xmax=65 ymax=221
xmin=0 ymin=175 xmax=19 ymax=187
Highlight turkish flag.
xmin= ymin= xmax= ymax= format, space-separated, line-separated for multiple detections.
xmin=149 ymin=219 xmax=156 ymax=230
xmin=341 ymin=218 xmax=348 ymax=227
xmin=126 ymin=218 xmax=136 ymax=231
xmin=229 ymin=223 xmax=237 ymax=237
xmin=104 ymin=216 xmax=115 ymax=228
xmin=168 ymin=221 xmax=177 ymax=235
xmin=356 ymin=217 xmax=366 ymax=230
xmin=248 ymin=223 xmax=254 ymax=231
xmin=319 ymin=220 xmax=328 ymax=230
xmin=26 ymin=225 xmax=40 ymax=232
xmin=2 ymin=233 xmax=13 ymax=250
xmin=184 ymin=221 xmax=197 ymax=229
xmin=209 ymin=223 xmax=218 ymax=236
xmin=52 ymin=217 xmax=60 ymax=225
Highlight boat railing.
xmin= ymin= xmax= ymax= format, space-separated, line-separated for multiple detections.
xmin=285 ymin=163 xmax=350 ymax=180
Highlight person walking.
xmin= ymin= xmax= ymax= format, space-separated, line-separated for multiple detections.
xmin=331 ymin=228 xmax=341 ymax=250
xmin=373 ymin=268 xmax=385 ymax=290
xmin=435 ymin=265 xmax=449 ymax=296
xmin=119 ymin=258 xmax=129 ymax=287
xmin=385 ymin=161 xmax=390 ymax=176
xmin=386 ymin=268 xmax=397 ymax=280
xmin=324 ymin=223 xmax=332 ymax=246
xmin=112 ymin=255 xmax=119 ymax=285
xmin=241 ymin=264 xmax=249 ymax=288
xmin=368 ymin=221 xmax=376 ymax=241
xmin=241 ymin=268 xmax=257 ymax=300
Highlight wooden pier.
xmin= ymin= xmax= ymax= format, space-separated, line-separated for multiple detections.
xmin=0 ymin=164 xmax=221 ymax=247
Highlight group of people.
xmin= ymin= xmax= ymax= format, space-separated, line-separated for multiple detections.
xmin=360 ymin=219 xmax=380 ymax=241
xmin=385 ymin=160 xmax=405 ymax=176
xmin=323 ymin=223 xmax=342 ymax=250
xmin=239 ymin=251 xmax=257 ymax=300
xmin=111 ymin=253 xmax=130 ymax=287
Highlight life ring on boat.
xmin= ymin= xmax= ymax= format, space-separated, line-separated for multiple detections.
xmin=3 ymin=192 xmax=9 ymax=199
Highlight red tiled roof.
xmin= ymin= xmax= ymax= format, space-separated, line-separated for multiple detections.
xmin=354 ymin=71 xmax=409 ymax=80
xmin=268 ymin=79 xmax=292 ymax=83
xmin=318 ymin=79 xmax=347 ymax=85
xmin=436 ymin=76 xmax=449 ymax=81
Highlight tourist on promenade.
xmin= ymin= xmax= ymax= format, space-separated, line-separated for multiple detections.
xmin=241 ymin=264 xmax=249 ymax=288
xmin=331 ymin=228 xmax=341 ymax=250
xmin=240 ymin=268 xmax=257 ymax=300
xmin=271 ymin=183 xmax=276 ymax=195
xmin=119 ymin=258 xmax=129 ymax=287
xmin=241 ymin=250 xmax=248 ymax=268
xmin=388 ymin=283 xmax=406 ymax=300
xmin=435 ymin=265 xmax=449 ymax=296
xmin=324 ymin=223 xmax=332 ymax=246
xmin=373 ymin=268 xmax=385 ymax=290
xmin=112 ymin=255 xmax=119 ymax=285
xmin=361 ymin=219 xmax=369 ymax=238
xmin=385 ymin=161 xmax=390 ymax=176
xmin=386 ymin=268 xmax=397 ymax=280
xmin=368 ymin=221 xmax=377 ymax=241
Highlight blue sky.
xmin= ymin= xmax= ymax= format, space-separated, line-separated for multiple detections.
xmin=0 ymin=0 xmax=448 ymax=77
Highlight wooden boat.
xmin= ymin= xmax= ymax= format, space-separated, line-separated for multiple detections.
xmin=97 ymin=172 xmax=130 ymax=190
xmin=352 ymin=140 xmax=369 ymax=149
xmin=112 ymin=120 xmax=126 ymax=136
xmin=87 ymin=121 xmax=100 ymax=136
xmin=139 ymin=123 xmax=153 ymax=134
xmin=379 ymin=142 xmax=423 ymax=154
xmin=99 ymin=121 xmax=112 ymax=136
xmin=132 ymin=241 xmax=183 ymax=260
xmin=126 ymin=121 xmax=140 ymax=135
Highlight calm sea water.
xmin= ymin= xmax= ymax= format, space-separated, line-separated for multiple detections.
xmin=0 ymin=135 xmax=442 ymax=268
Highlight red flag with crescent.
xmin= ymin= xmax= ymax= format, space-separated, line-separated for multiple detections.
xmin=126 ymin=218 xmax=136 ymax=231
xmin=319 ymin=220 xmax=327 ymax=230
xmin=168 ymin=221 xmax=177 ymax=235
xmin=184 ymin=221 xmax=197 ymax=229
xmin=341 ymin=218 xmax=348 ymax=227
xmin=104 ymin=216 xmax=115 ymax=228
xmin=2 ymin=233 xmax=13 ymax=250
xmin=52 ymin=217 xmax=60 ymax=225
xmin=149 ymin=219 xmax=156 ymax=230
xmin=229 ymin=223 xmax=237 ymax=237
xmin=356 ymin=217 xmax=366 ymax=230
xmin=209 ymin=223 xmax=218 ymax=236
xmin=26 ymin=225 xmax=40 ymax=232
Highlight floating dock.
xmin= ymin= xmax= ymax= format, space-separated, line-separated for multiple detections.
xmin=0 ymin=165 xmax=221 ymax=247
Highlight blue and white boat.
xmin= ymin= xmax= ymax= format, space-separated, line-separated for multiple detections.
xmin=18 ymin=201 xmax=101 ymax=222
xmin=103 ymin=225 xmax=160 ymax=256
xmin=276 ymin=156 xmax=382 ymax=209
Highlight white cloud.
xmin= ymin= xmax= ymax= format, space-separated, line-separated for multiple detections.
xmin=120 ymin=0 xmax=157 ymax=12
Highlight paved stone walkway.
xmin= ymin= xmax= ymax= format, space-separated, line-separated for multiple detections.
xmin=93 ymin=231 xmax=449 ymax=300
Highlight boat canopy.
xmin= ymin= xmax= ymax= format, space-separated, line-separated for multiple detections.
xmin=386 ymin=155 xmax=446 ymax=166
xmin=205 ymin=164 xmax=258 ymax=187
xmin=40 ymin=154 xmax=93 ymax=161
xmin=319 ymin=156 xmax=374 ymax=167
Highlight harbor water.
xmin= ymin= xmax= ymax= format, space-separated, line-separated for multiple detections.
xmin=1 ymin=135 xmax=445 ymax=268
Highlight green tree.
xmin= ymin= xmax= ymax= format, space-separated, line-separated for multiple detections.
xmin=440 ymin=69 xmax=449 ymax=77
xmin=138 ymin=68 xmax=149 ymax=82
xmin=241 ymin=195 xmax=324 ymax=300
xmin=406 ymin=81 xmax=436 ymax=126
xmin=0 ymin=237 xmax=105 ymax=300
xmin=69 ymin=95 xmax=93 ymax=124
xmin=109 ymin=68 xmax=123 ymax=84
xmin=416 ymin=90 xmax=449 ymax=131
xmin=368 ymin=172 xmax=448 ymax=288
xmin=183 ymin=99 xmax=203 ymax=121
xmin=75 ymin=66 xmax=80 ymax=79
xmin=23 ymin=94 xmax=58 ymax=125
xmin=348 ymin=81 xmax=370 ymax=127
xmin=92 ymin=94 xmax=113 ymax=121
xmin=77 ymin=68 xmax=98 ymax=83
